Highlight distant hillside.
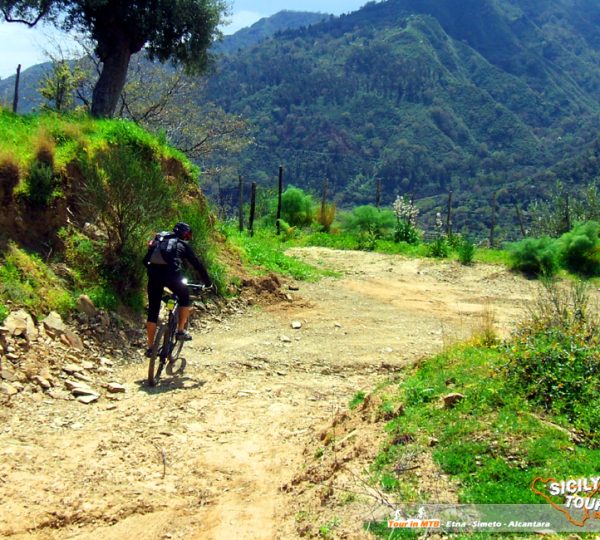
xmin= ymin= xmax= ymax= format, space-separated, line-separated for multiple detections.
xmin=217 ymin=11 xmax=329 ymax=54
xmin=0 ymin=10 xmax=328 ymax=113
xmin=204 ymin=0 xmax=600 ymax=236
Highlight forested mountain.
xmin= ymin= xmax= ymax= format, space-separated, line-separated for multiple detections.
xmin=216 ymin=11 xmax=329 ymax=54
xmin=204 ymin=0 xmax=600 ymax=234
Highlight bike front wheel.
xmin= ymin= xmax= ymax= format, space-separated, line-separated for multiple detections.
xmin=147 ymin=325 xmax=168 ymax=386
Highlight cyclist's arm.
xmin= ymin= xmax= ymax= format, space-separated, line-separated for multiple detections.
xmin=184 ymin=244 xmax=212 ymax=287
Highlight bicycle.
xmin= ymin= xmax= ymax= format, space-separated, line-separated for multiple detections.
xmin=147 ymin=282 xmax=207 ymax=387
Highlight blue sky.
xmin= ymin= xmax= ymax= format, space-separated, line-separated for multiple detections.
xmin=0 ymin=1 xmax=368 ymax=78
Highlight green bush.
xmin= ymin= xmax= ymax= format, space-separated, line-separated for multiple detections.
xmin=427 ymin=236 xmax=450 ymax=258
xmin=278 ymin=186 xmax=314 ymax=227
xmin=79 ymin=143 xmax=178 ymax=302
xmin=508 ymin=236 xmax=560 ymax=277
xmin=457 ymin=236 xmax=476 ymax=265
xmin=25 ymin=160 xmax=56 ymax=208
xmin=341 ymin=205 xmax=395 ymax=237
xmin=558 ymin=221 xmax=600 ymax=276
xmin=503 ymin=281 xmax=600 ymax=444
xmin=0 ymin=303 xmax=8 ymax=324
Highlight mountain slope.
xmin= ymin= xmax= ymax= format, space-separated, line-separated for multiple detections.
xmin=204 ymin=0 xmax=600 ymax=232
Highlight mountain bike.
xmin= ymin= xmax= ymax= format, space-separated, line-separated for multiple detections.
xmin=147 ymin=282 xmax=208 ymax=387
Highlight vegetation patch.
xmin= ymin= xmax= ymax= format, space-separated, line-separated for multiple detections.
xmin=0 ymin=242 xmax=74 ymax=317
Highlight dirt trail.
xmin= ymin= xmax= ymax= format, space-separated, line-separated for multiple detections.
xmin=0 ymin=248 xmax=538 ymax=539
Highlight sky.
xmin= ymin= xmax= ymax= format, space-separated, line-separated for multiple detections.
xmin=0 ymin=1 xmax=368 ymax=79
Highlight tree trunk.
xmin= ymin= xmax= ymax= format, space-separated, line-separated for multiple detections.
xmin=91 ymin=42 xmax=132 ymax=118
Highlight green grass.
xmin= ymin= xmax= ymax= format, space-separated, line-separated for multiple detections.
xmin=0 ymin=109 xmax=198 ymax=177
xmin=225 ymin=226 xmax=339 ymax=281
xmin=367 ymin=342 xmax=599 ymax=538
xmin=0 ymin=242 xmax=75 ymax=317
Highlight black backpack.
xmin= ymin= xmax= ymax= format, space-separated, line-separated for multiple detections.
xmin=148 ymin=232 xmax=179 ymax=267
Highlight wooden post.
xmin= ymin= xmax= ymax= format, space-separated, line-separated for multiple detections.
xmin=375 ymin=179 xmax=381 ymax=209
xmin=12 ymin=64 xmax=21 ymax=114
xmin=276 ymin=166 xmax=283 ymax=235
xmin=446 ymin=190 xmax=453 ymax=237
xmin=320 ymin=178 xmax=329 ymax=226
xmin=565 ymin=192 xmax=571 ymax=232
xmin=249 ymin=182 xmax=257 ymax=237
xmin=489 ymin=192 xmax=497 ymax=248
xmin=515 ymin=203 xmax=526 ymax=238
xmin=238 ymin=175 xmax=244 ymax=232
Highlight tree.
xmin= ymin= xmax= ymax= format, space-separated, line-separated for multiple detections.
xmin=1 ymin=0 xmax=227 ymax=118
xmin=39 ymin=58 xmax=85 ymax=111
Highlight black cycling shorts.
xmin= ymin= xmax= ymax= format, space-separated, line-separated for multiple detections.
xmin=146 ymin=268 xmax=190 ymax=324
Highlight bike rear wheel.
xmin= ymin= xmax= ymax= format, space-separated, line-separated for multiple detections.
xmin=147 ymin=325 xmax=168 ymax=386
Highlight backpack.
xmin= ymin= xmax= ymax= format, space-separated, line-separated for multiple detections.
xmin=148 ymin=232 xmax=179 ymax=267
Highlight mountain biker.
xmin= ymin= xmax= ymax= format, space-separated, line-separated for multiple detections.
xmin=143 ymin=222 xmax=212 ymax=357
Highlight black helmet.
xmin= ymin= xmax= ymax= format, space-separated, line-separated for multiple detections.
xmin=173 ymin=222 xmax=192 ymax=240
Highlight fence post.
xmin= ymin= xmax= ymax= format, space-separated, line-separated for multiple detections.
xmin=515 ymin=203 xmax=526 ymax=238
xmin=446 ymin=190 xmax=453 ymax=237
xmin=249 ymin=182 xmax=257 ymax=237
xmin=238 ymin=175 xmax=244 ymax=232
xmin=12 ymin=64 xmax=21 ymax=114
xmin=375 ymin=179 xmax=381 ymax=209
xmin=489 ymin=192 xmax=497 ymax=248
xmin=276 ymin=166 xmax=283 ymax=235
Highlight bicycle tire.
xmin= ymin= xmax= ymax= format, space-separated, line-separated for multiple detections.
xmin=147 ymin=325 xmax=167 ymax=386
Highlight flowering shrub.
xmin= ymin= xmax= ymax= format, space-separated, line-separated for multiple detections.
xmin=392 ymin=195 xmax=420 ymax=244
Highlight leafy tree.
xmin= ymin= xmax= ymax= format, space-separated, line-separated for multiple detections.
xmin=1 ymin=0 xmax=227 ymax=117
xmin=39 ymin=58 xmax=85 ymax=111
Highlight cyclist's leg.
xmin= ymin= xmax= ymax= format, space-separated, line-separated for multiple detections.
xmin=167 ymin=277 xmax=192 ymax=337
xmin=146 ymin=269 xmax=165 ymax=350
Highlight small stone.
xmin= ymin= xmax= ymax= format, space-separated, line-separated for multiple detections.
xmin=63 ymin=331 xmax=84 ymax=351
xmin=291 ymin=321 xmax=302 ymax=330
xmin=280 ymin=335 xmax=292 ymax=343
xmin=107 ymin=382 xmax=126 ymax=394
xmin=4 ymin=310 xmax=37 ymax=339
xmin=32 ymin=376 xmax=51 ymax=390
xmin=63 ymin=363 xmax=83 ymax=374
xmin=71 ymin=386 xmax=97 ymax=397
xmin=76 ymin=295 xmax=97 ymax=318
xmin=77 ymin=394 xmax=99 ymax=404
xmin=43 ymin=311 xmax=67 ymax=338
xmin=443 ymin=393 xmax=465 ymax=409
xmin=0 ymin=382 xmax=18 ymax=396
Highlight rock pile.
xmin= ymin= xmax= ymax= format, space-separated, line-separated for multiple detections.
xmin=0 ymin=295 xmax=143 ymax=405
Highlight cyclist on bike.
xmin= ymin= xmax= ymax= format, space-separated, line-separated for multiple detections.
xmin=143 ymin=222 xmax=212 ymax=357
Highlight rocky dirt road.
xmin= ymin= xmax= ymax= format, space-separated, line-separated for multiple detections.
xmin=0 ymin=248 xmax=538 ymax=539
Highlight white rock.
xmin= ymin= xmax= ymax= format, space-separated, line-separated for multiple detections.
xmin=291 ymin=321 xmax=302 ymax=329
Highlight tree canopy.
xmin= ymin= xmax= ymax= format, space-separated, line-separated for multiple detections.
xmin=1 ymin=0 xmax=228 ymax=117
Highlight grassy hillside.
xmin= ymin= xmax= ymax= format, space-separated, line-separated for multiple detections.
xmin=0 ymin=108 xmax=225 ymax=315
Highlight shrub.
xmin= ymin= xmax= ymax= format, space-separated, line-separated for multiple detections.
xmin=316 ymin=202 xmax=336 ymax=232
xmin=0 ymin=153 xmax=20 ymax=206
xmin=0 ymin=304 xmax=7 ymax=324
xmin=508 ymin=236 xmax=560 ymax=277
xmin=457 ymin=236 xmax=476 ymax=265
xmin=79 ymin=143 xmax=179 ymax=300
xmin=392 ymin=195 xmax=420 ymax=244
xmin=558 ymin=221 xmax=600 ymax=276
xmin=427 ymin=236 xmax=450 ymax=258
xmin=25 ymin=160 xmax=56 ymax=208
xmin=341 ymin=205 xmax=395 ymax=238
xmin=58 ymin=226 xmax=104 ymax=286
xmin=0 ymin=242 xmax=74 ymax=317
xmin=503 ymin=281 xmax=600 ymax=444
xmin=278 ymin=186 xmax=314 ymax=227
